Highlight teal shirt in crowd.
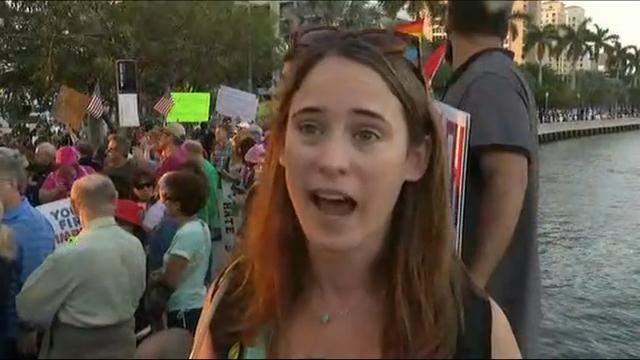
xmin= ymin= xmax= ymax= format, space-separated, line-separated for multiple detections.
xmin=198 ymin=160 xmax=221 ymax=233
xmin=163 ymin=219 xmax=211 ymax=312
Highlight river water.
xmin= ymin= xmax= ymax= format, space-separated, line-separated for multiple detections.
xmin=539 ymin=131 xmax=640 ymax=358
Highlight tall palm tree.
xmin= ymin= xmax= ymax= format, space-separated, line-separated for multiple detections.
xmin=623 ymin=46 xmax=640 ymax=87
xmin=284 ymin=1 xmax=385 ymax=33
xmin=524 ymin=23 xmax=557 ymax=85
xmin=606 ymin=40 xmax=634 ymax=80
xmin=507 ymin=11 xmax=531 ymax=42
xmin=559 ymin=19 xmax=593 ymax=90
xmin=588 ymin=24 xmax=618 ymax=72
xmin=377 ymin=0 xmax=446 ymax=22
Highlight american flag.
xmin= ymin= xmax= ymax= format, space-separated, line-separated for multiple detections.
xmin=153 ymin=89 xmax=174 ymax=117
xmin=86 ymin=83 xmax=106 ymax=118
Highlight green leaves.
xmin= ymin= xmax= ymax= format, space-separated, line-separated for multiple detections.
xmin=0 ymin=1 xmax=278 ymax=122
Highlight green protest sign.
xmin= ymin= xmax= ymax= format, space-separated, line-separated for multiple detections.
xmin=167 ymin=93 xmax=211 ymax=123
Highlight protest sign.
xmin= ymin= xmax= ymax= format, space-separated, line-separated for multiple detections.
xmin=215 ymin=85 xmax=258 ymax=123
xmin=116 ymin=60 xmax=140 ymax=127
xmin=435 ymin=101 xmax=470 ymax=256
xmin=117 ymin=93 xmax=140 ymax=127
xmin=52 ymin=85 xmax=90 ymax=131
xmin=167 ymin=93 xmax=211 ymax=123
xmin=36 ymin=198 xmax=82 ymax=248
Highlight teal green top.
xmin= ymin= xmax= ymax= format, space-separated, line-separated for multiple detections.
xmin=198 ymin=159 xmax=221 ymax=232
xmin=163 ymin=219 xmax=211 ymax=311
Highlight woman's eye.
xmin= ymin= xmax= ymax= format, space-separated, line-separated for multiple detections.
xmin=298 ymin=122 xmax=321 ymax=136
xmin=354 ymin=129 xmax=381 ymax=143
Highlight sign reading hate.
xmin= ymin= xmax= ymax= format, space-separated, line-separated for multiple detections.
xmin=36 ymin=198 xmax=82 ymax=248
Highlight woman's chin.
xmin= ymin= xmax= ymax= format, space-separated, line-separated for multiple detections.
xmin=305 ymin=234 xmax=364 ymax=254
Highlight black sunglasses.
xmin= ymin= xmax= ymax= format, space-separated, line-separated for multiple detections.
xmin=294 ymin=26 xmax=415 ymax=53
xmin=134 ymin=181 xmax=154 ymax=190
xmin=291 ymin=26 xmax=424 ymax=81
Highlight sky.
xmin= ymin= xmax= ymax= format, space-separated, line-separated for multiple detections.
xmin=568 ymin=1 xmax=640 ymax=47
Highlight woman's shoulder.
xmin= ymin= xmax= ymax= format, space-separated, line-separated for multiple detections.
xmin=455 ymin=273 xmax=521 ymax=359
xmin=177 ymin=220 xmax=209 ymax=237
xmin=191 ymin=257 xmax=245 ymax=359
xmin=455 ymin=279 xmax=492 ymax=359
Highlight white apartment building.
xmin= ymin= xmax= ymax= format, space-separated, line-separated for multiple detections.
xmin=534 ymin=0 xmax=598 ymax=74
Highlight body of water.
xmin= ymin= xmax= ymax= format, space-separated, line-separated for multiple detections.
xmin=539 ymin=132 xmax=640 ymax=358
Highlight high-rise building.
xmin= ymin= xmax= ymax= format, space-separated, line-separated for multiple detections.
xmin=531 ymin=1 xmax=599 ymax=74
xmin=505 ymin=0 xmax=530 ymax=64
xmin=540 ymin=0 xmax=566 ymax=26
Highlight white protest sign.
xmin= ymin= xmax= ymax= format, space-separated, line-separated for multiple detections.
xmin=435 ymin=101 xmax=470 ymax=256
xmin=36 ymin=198 xmax=82 ymax=248
xmin=210 ymin=179 xmax=242 ymax=277
xmin=117 ymin=93 xmax=140 ymax=127
xmin=215 ymin=85 xmax=259 ymax=123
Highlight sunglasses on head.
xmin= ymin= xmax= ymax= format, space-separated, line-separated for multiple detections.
xmin=134 ymin=181 xmax=154 ymax=190
xmin=293 ymin=26 xmax=417 ymax=57
xmin=290 ymin=26 xmax=425 ymax=83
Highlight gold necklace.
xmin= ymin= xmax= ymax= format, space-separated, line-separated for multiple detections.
xmin=314 ymin=293 xmax=365 ymax=325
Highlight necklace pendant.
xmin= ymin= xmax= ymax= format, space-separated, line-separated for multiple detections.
xmin=320 ymin=313 xmax=331 ymax=325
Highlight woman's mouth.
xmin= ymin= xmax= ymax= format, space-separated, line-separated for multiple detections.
xmin=310 ymin=189 xmax=357 ymax=216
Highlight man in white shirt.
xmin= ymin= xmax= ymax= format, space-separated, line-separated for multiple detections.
xmin=17 ymin=174 xmax=146 ymax=358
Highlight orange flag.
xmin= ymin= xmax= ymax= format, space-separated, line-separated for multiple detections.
xmin=52 ymin=85 xmax=90 ymax=131
xmin=395 ymin=18 xmax=424 ymax=37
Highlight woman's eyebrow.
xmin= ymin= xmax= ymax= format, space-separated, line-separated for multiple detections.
xmin=351 ymin=108 xmax=389 ymax=125
xmin=290 ymin=106 xmax=325 ymax=118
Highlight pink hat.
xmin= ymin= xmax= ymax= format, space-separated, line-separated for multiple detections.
xmin=56 ymin=146 xmax=79 ymax=166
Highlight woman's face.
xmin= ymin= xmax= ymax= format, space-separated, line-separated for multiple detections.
xmin=134 ymin=179 xmax=155 ymax=203
xmin=282 ymin=56 xmax=428 ymax=254
xmin=158 ymin=177 xmax=180 ymax=218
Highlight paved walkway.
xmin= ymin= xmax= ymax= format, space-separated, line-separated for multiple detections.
xmin=538 ymin=118 xmax=640 ymax=135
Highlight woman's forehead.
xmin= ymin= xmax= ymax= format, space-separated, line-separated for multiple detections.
xmin=291 ymin=56 xmax=403 ymax=117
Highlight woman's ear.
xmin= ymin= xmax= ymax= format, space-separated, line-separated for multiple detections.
xmin=405 ymin=135 xmax=432 ymax=182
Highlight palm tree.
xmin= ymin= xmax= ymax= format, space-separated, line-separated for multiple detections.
xmin=507 ymin=11 xmax=531 ymax=42
xmin=588 ymin=24 xmax=618 ymax=72
xmin=283 ymin=1 xmax=385 ymax=34
xmin=626 ymin=46 xmax=640 ymax=88
xmin=524 ymin=23 xmax=557 ymax=85
xmin=549 ymin=32 xmax=568 ymax=80
xmin=559 ymin=19 xmax=593 ymax=90
xmin=606 ymin=40 xmax=634 ymax=80
xmin=377 ymin=0 xmax=446 ymax=22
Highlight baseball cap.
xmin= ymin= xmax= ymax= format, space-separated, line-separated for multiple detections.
xmin=161 ymin=123 xmax=186 ymax=139
xmin=56 ymin=146 xmax=79 ymax=167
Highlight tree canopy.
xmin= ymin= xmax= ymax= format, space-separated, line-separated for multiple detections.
xmin=0 ymin=1 xmax=278 ymax=122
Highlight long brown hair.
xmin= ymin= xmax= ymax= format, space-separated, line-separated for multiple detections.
xmin=221 ymin=38 xmax=460 ymax=358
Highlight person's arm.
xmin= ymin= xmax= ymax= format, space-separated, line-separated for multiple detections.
xmin=490 ymin=298 xmax=521 ymax=359
xmin=39 ymin=185 xmax=66 ymax=204
xmin=16 ymin=251 xmax=75 ymax=328
xmin=468 ymin=151 xmax=528 ymax=288
xmin=161 ymin=255 xmax=189 ymax=290
xmin=459 ymin=74 xmax=534 ymax=289
xmin=160 ymin=226 xmax=202 ymax=290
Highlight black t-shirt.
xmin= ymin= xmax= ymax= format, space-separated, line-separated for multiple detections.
xmin=103 ymin=159 xmax=137 ymax=199
xmin=25 ymin=163 xmax=55 ymax=206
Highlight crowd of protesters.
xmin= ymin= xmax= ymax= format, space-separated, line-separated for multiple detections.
xmin=539 ymin=105 xmax=640 ymax=123
xmin=0 ymin=115 xmax=266 ymax=358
